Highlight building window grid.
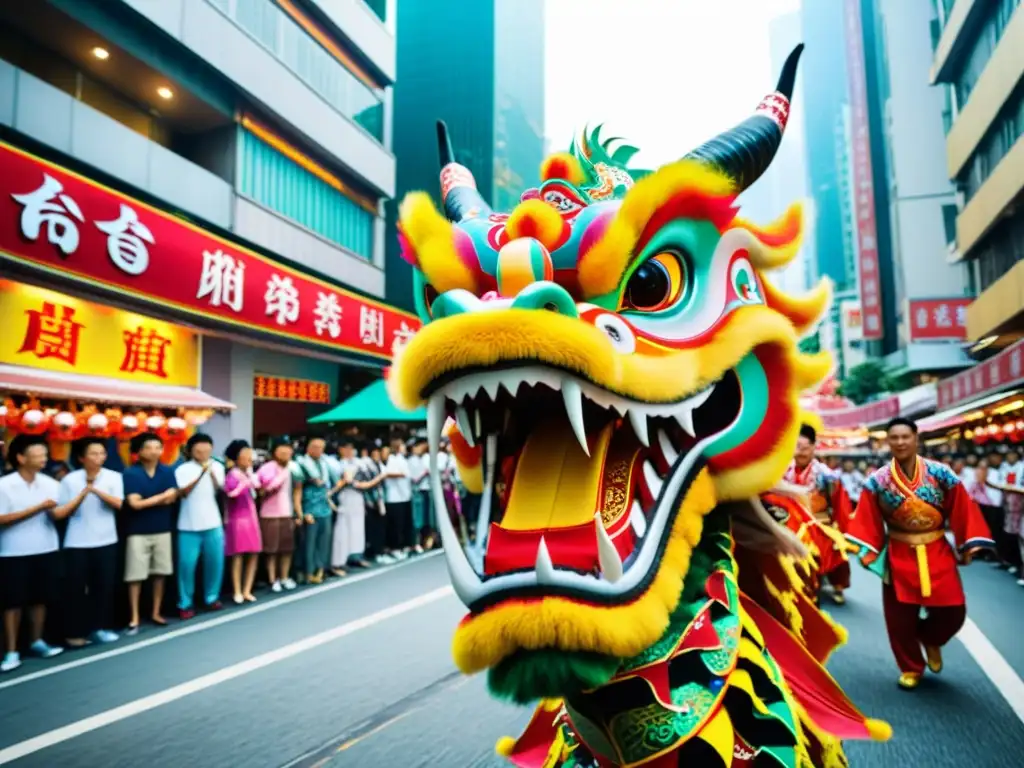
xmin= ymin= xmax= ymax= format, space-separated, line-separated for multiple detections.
xmin=954 ymin=0 xmax=1020 ymax=107
xmin=959 ymin=82 xmax=1024 ymax=202
xmin=206 ymin=0 xmax=384 ymax=142
xmin=237 ymin=128 xmax=375 ymax=260
xmin=975 ymin=213 xmax=1024 ymax=292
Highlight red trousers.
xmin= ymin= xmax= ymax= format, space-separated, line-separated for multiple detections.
xmin=881 ymin=582 xmax=966 ymax=674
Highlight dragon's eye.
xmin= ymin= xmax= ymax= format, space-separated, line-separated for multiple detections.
xmin=623 ymin=251 xmax=686 ymax=312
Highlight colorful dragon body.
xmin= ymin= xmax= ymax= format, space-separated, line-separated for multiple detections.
xmin=388 ymin=45 xmax=890 ymax=767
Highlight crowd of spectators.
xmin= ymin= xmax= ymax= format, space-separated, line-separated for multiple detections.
xmin=0 ymin=429 xmax=468 ymax=674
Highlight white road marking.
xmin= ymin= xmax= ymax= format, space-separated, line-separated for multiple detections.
xmin=0 ymin=585 xmax=455 ymax=765
xmin=957 ymin=617 xmax=1024 ymax=724
xmin=0 ymin=551 xmax=442 ymax=692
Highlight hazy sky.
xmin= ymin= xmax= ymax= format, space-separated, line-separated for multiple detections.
xmin=544 ymin=0 xmax=800 ymax=169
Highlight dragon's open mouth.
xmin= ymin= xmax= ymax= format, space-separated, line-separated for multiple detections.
xmin=425 ymin=365 xmax=741 ymax=611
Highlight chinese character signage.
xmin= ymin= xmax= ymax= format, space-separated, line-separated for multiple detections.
xmin=936 ymin=338 xmax=1024 ymax=410
xmin=253 ymin=375 xmax=330 ymax=404
xmin=844 ymin=0 xmax=883 ymax=340
xmin=0 ymin=277 xmax=198 ymax=386
xmin=0 ymin=142 xmax=420 ymax=361
xmin=907 ymin=297 xmax=972 ymax=341
xmin=820 ymin=395 xmax=899 ymax=430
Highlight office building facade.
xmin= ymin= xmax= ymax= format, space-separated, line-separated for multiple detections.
xmin=931 ymin=0 xmax=1023 ymax=351
xmin=385 ymin=0 xmax=545 ymax=312
xmin=0 ymin=0 xmax=416 ymax=444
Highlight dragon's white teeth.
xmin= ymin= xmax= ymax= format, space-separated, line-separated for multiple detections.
xmin=428 ymin=397 xmax=445 ymax=457
xmin=474 ymin=409 xmax=482 ymax=437
xmin=594 ymin=513 xmax=623 ymax=583
xmin=658 ymin=429 xmax=679 ymax=466
xmin=561 ymin=380 xmax=590 ymax=456
xmin=687 ymin=385 xmax=715 ymax=411
xmin=629 ymin=499 xmax=648 ymax=537
xmin=628 ymin=410 xmax=650 ymax=448
xmin=454 ymin=406 xmax=475 ymax=447
xmin=483 ymin=380 xmax=500 ymax=400
xmin=535 ymin=537 xmax=557 ymax=584
xmin=503 ymin=409 xmax=511 ymax=433
xmin=643 ymin=460 xmax=662 ymax=499
xmin=675 ymin=407 xmax=696 ymax=438
xmin=500 ymin=377 xmax=521 ymax=397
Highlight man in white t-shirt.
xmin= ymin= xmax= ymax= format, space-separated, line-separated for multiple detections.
xmin=383 ymin=438 xmax=413 ymax=557
xmin=0 ymin=435 xmax=84 ymax=672
xmin=173 ymin=434 xmax=226 ymax=619
xmin=58 ymin=437 xmax=125 ymax=647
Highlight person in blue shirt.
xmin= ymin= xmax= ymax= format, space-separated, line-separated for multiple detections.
xmin=121 ymin=433 xmax=179 ymax=633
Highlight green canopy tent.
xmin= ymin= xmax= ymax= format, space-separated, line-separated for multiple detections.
xmin=307 ymin=379 xmax=426 ymax=424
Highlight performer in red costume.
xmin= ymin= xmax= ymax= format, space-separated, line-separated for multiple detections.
xmin=849 ymin=417 xmax=994 ymax=690
xmin=784 ymin=424 xmax=854 ymax=604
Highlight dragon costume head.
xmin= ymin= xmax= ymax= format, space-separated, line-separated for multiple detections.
xmin=390 ymin=45 xmax=888 ymax=766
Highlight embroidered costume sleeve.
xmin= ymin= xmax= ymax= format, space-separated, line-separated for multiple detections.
xmin=827 ymin=473 xmax=854 ymax=534
xmin=937 ymin=466 xmax=995 ymax=559
xmin=851 ymin=459 xmax=994 ymax=607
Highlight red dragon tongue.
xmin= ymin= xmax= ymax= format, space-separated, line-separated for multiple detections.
xmin=500 ymin=416 xmax=613 ymax=532
xmin=480 ymin=417 xmax=614 ymax=574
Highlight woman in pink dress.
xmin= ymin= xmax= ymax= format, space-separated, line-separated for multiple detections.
xmin=224 ymin=440 xmax=262 ymax=604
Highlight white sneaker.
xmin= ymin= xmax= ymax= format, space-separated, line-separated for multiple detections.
xmin=0 ymin=652 xmax=20 ymax=673
xmin=282 ymin=578 xmax=297 ymax=590
xmin=1010 ymin=567 xmax=1019 ymax=575
xmin=1016 ymin=578 xmax=1024 ymax=587
xmin=29 ymin=640 xmax=63 ymax=659
xmin=271 ymin=581 xmax=283 ymax=593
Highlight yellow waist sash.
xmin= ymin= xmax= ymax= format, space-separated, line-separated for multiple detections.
xmin=888 ymin=528 xmax=945 ymax=598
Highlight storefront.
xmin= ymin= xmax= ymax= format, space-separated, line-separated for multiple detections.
xmin=0 ymin=140 xmax=419 ymax=453
xmin=917 ymin=339 xmax=1024 ymax=453
xmin=811 ymin=382 xmax=939 ymax=458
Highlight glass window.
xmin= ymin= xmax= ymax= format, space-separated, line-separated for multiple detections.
xmin=362 ymin=0 xmax=386 ymax=24
xmin=954 ymin=0 xmax=1020 ymax=106
xmin=941 ymin=204 xmax=958 ymax=246
xmin=208 ymin=0 xmax=384 ymax=143
xmin=237 ymin=127 xmax=376 ymax=260
xmin=958 ymin=81 xmax=1024 ymax=202
xmin=975 ymin=212 xmax=1024 ymax=292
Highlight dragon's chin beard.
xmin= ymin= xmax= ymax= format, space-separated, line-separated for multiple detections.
xmin=487 ymin=649 xmax=622 ymax=705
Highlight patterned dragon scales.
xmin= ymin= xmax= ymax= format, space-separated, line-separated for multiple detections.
xmin=388 ymin=45 xmax=891 ymax=767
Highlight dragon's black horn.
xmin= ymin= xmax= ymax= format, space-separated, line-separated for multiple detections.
xmin=683 ymin=43 xmax=804 ymax=192
xmin=436 ymin=120 xmax=492 ymax=223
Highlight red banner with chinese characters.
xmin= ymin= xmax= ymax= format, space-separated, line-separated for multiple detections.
xmin=936 ymin=339 xmax=1024 ymax=410
xmin=0 ymin=142 xmax=419 ymax=361
xmin=819 ymin=395 xmax=899 ymax=429
xmin=907 ymin=297 xmax=972 ymax=341
xmin=844 ymin=0 xmax=883 ymax=340
xmin=253 ymin=375 xmax=330 ymax=404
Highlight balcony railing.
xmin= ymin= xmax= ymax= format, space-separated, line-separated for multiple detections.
xmin=207 ymin=0 xmax=383 ymax=142
xmin=960 ymin=81 xmax=1024 ymax=202
xmin=954 ymin=0 xmax=1020 ymax=108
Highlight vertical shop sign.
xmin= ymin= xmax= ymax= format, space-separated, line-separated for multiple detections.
xmin=844 ymin=0 xmax=883 ymax=340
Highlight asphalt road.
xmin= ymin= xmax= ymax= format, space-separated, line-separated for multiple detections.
xmin=0 ymin=552 xmax=1022 ymax=767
